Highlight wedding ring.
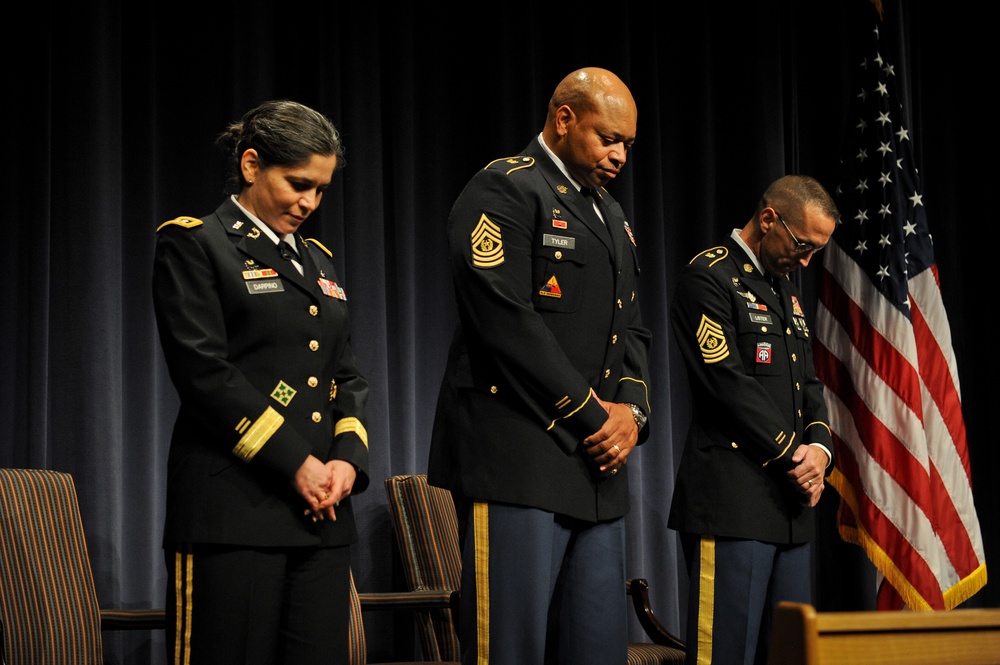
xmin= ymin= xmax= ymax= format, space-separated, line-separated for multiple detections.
xmin=612 ymin=444 xmax=621 ymax=454
xmin=807 ymin=479 xmax=813 ymax=488
xmin=610 ymin=468 xmax=618 ymax=476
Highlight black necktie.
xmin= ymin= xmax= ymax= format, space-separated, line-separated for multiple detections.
xmin=279 ymin=240 xmax=300 ymax=263
xmin=582 ymin=187 xmax=606 ymax=224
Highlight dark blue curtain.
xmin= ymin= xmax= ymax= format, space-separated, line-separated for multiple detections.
xmin=2 ymin=1 xmax=994 ymax=662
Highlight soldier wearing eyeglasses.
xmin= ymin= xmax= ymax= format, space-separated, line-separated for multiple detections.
xmin=668 ymin=174 xmax=838 ymax=665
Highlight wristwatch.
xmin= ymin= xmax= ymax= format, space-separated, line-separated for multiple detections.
xmin=625 ymin=403 xmax=647 ymax=429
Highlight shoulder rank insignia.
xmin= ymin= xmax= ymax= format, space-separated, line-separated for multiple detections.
xmin=696 ymin=314 xmax=729 ymax=364
xmin=471 ymin=214 xmax=504 ymax=268
xmin=689 ymin=246 xmax=728 ymax=267
xmin=155 ymin=216 xmax=203 ymax=233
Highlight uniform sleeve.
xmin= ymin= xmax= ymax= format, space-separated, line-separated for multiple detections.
xmin=670 ymin=262 xmax=802 ymax=470
xmin=616 ymin=276 xmax=652 ymax=441
xmin=152 ymin=223 xmax=313 ymax=480
xmin=448 ymin=169 xmax=609 ymax=446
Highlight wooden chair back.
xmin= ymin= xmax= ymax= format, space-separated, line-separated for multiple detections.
xmin=767 ymin=600 xmax=1000 ymax=665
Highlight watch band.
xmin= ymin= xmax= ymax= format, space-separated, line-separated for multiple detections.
xmin=625 ymin=403 xmax=647 ymax=429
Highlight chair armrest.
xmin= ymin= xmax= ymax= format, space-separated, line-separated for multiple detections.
xmin=100 ymin=608 xmax=167 ymax=631
xmin=627 ymin=578 xmax=686 ymax=650
xmin=357 ymin=589 xmax=456 ymax=611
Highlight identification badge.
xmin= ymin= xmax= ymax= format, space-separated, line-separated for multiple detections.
xmin=749 ymin=312 xmax=773 ymax=325
xmin=543 ymin=234 xmax=575 ymax=250
xmin=246 ymin=279 xmax=284 ymax=294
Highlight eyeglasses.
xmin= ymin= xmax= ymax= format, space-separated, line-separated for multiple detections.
xmin=774 ymin=210 xmax=818 ymax=255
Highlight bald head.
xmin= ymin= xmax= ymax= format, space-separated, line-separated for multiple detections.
xmin=546 ymin=67 xmax=636 ymax=126
xmin=542 ymin=67 xmax=637 ymax=189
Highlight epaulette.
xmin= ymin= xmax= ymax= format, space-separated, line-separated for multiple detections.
xmin=156 ymin=216 xmax=203 ymax=233
xmin=483 ymin=155 xmax=535 ymax=176
xmin=304 ymin=238 xmax=333 ymax=258
xmin=688 ymin=245 xmax=728 ymax=267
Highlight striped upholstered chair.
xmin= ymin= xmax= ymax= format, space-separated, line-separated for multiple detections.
xmin=383 ymin=474 xmax=686 ymax=665
xmin=0 ymin=468 xmax=164 ymax=665
xmin=348 ymin=569 xmax=459 ymax=665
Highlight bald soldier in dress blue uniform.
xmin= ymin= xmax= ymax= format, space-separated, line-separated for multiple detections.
xmin=429 ymin=68 xmax=651 ymax=665
xmin=668 ymin=175 xmax=838 ymax=665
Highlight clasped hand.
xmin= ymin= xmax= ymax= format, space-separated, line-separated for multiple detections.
xmin=583 ymin=392 xmax=638 ymax=478
xmin=293 ymin=455 xmax=357 ymax=522
xmin=787 ymin=444 xmax=828 ymax=507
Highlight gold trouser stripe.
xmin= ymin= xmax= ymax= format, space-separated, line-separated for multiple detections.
xmin=473 ymin=502 xmax=490 ymax=665
xmin=697 ymin=536 xmax=716 ymax=665
xmin=334 ymin=416 xmax=369 ymax=448
xmin=173 ymin=545 xmax=194 ymax=665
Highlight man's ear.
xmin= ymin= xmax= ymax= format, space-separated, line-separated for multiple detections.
xmin=553 ymin=105 xmax=575 ymax=137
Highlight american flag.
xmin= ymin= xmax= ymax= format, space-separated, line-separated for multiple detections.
xmin=813 ymin=5 xmax=987 ymax=610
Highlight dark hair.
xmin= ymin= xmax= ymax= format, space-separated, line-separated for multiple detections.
xmin=216 ymin=100 xmax=345 ymax=193
xmin=759 ymin=174 xmax=839 ymax=222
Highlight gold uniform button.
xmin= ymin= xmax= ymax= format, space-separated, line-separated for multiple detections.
xmin=612 ymin=334 xmax=618 ymax=344
xmin=786 ymin=327 xmax=792 ymax=335
xmin=631 ymin=291 xmax=636 ymax=302
xmin=796 ymin=382 xmax=801 ymax=391
xmin=731 ymin=442 xmax=739 ymax=449
xmin=307 ymin=376 xmax=319 ymax=388
xmin=490 ymin=386 xmax=498 ymax=394
xmin=555 ymin=251 xmax=563 ymax=260
xmin=797 ymin=408 xmax=803 ymax=418
xmin=761 ymin=326 xmax=768 ymax=333
xmin=617 ymin=299 xmax=623 ymax=309
xmin=309 ymin=305 xmax=319 ymax=316
xmin=604 ymin=369 xmax=611 ymax=378
xmin=311 ymin=412 xmax=322 ymax=423
xmin=791 ymin=353 xmax=798 ymax=362
xmin=309 ymin=340 xmax=319 ymax=351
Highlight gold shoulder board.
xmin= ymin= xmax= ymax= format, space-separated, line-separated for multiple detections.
xmin=304 ymin=238 xmax=333 ymax=258
xmin=689 ymin=245 xmax=728 ymax=267
xmin=156 ymin=216 xmax=204 ymax=233
xmin=484 ymin=155 xmax=535 ymax=176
